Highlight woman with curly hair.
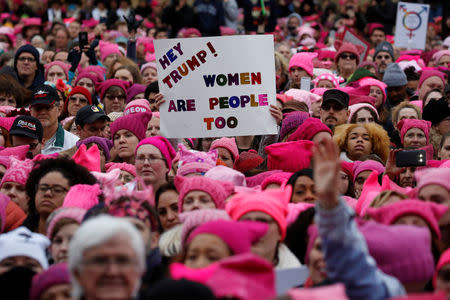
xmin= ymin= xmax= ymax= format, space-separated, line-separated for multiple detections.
xmin=333 ymin=123 xmax=390 ymax=163
xmin=22 ymin=158 xmax=97 ymax=234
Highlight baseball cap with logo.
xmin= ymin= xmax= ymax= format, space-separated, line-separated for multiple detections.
xmin=31 ymin=85 xmax=60 ymax=106
xmin=9 ymin=115 xmax=43 ymax=142
xmin=75 ymin=105 xmax=110 ymax=127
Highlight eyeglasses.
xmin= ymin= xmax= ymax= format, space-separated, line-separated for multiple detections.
xmin=18 ymin=56 xmax=36 ymax=63
xmin=37 ymin=184 xmax=68 ymax=195
xmin=135 ymin=155 xmax=164 ymax=164
xmin=105 ymin=95 xmax=125 ymax=101
xmin=69 ymin=96 xmax=88 ymax=103
xmin=83 ymin=255 xmax=138 ymax=271
xmin=340 ymin=54 xmax=357 ymax=60
xmin=322 ymin=103 xmax=345 ymax=111
xmin=376 ymin=55 xmax=391 ymax=60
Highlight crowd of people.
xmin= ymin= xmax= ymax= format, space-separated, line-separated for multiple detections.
xmin=0 ymin=0 xmax=449 ymax=299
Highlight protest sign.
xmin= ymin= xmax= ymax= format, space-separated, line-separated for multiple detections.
xmin=342 ymin=28 xmax=370 ymax=62
xmin=394 ymin=2 xmax=429 ymax=50
xmin=276 ymin=266 xmax=309 ymax=295
xmin=154 ymin=35 xmax=278 ymax=138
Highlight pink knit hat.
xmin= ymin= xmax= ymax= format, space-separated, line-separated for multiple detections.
xmin=434 ymin=248 xmax=450 ymax=288
xmin=97 ymin=79 xmax=130 ymax=100
xmin=415 ymin=168 xmax=450 ymax=194
xmin=310 ymin=87 xmax=328 ymax=97
xmin=0 ymin=145 xmax=29 ymax=160
xmin=288 ymin=284 xmax=348 ymax=300
xmin=62 ymin=184 xmax=102 ymax=210
xmin=279 ymin=111 xmax=310 ymax=141
xmin=397 ymin=119 xmax=432 ymax=145
xmin=357 ymin=77 xmax=387 ymax=105
xmin=313 ymin=73 xmax=341 ymax=88
xmin=140 ymin=62 xmax=157 ymax=73
xmin=44 ymin=61 xmax=70 ymax=80
xmin=348 ymin=103 xmax=379 ymax=123
xmin=367 ymin=199 xmax=448 ymax=239
xmin=0 ymin=116 xmax=17 ymax=131
xmin=126 ymin=84 xmax=147 ymax=103
xmin=186 ymin=220 xmax=268 ymax=255
xmin=352 ymin=160 xmax=385 ymax=181
xmin=177 ymin=144 xmax=218 ymax=176
xmin=100 ymin=43 xmax=121 ymax=62
xmin=110 ymin=111 xmax=152 ymax=141
xmin=226 ymin=187 xmax=291 ymax=240
xmin=175 ymin=176 xmax=234 ymax=212
xmin=124 ymin=99 xmax=151 ymax=115
xmin=105 ymin=162 xmax=137 ymax=177
xmin=245 ymin=170 xmax=282 ymax=188
xmin=29 ymin=263 xmax=70 ymax=300
xmin=136 ymin=136 xmax=176 ymax=168
xmin=287 ymin=117 xmax=332 ymax=142
xmin=285 ymin=89 xmax=321 ymax=111
xmin=72 ymin=144 xmax=101 ymax=172
xmin=205 ymin=166 xmax=246 ymax=187
xmin=46 ymin=207 xmax=86 ymax=239
xmin=433 ymin=50 xmax=450 ymax=65
xmin=0 ymin=157 xmax=33 ymax=188
xmin=288 ymin=52 xmax=317 ymax=77
xmin=210 ymin=137 xmax=239 ymax=162
xmin=265 ymin=140 xmax=314 ymax=172
xmin=73 ymin=71 xmax=103 ymax=88
xmin=261 ymin=172 xmax=292 ymax=190
xmin=334 ymin=40 xmax=365 ymax=65
xmin=418 ymin=70 xmax=446 ymax=90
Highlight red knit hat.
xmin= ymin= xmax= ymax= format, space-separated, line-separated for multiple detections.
xmin=334 ymin=40 xmax=365 ymax=65
xmin=233 ymin=150 xmax=263 ymax=173
xmin=175 ymin=175 xmax=234 ymax=212
xmin=265 ymin=140 xmax=314 ymax=172
xmin=340 ymin=161 xmax=354 ymax=182
xmin=287 ymin=118 xmax=332 ymax=142
xmin=65 ymin=86 xmax=92 ymax=112
xmin=97 ymin=79 xmax=130 ymax=100
xmin=110 ymin=112 xmax=152 ymax=141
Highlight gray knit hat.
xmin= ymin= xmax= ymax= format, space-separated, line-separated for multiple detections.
xmin=374 ymin=41 xmax=394 ymax=60
xmin=382 ymin=63 xmax=407 ymax=87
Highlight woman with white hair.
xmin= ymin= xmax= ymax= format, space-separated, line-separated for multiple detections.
xmin=68 ymin=215 xmax=146 ymax=300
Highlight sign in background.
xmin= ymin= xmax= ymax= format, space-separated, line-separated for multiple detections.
xmin=394 ymin=2 xmax=429 ymax=50
xmin=342 ymin=28 xmax=370 ymax=62
xmin=154 ymin=35 xmax=278 ymax=138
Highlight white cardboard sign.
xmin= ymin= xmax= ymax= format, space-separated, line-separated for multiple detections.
xmin=394 ymin=2 xmax=429 ymax=50
xmin=154 ymin=35 xmax=278 ymax=138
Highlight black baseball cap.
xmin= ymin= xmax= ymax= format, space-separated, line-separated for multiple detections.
xmin=75 ymin=105 xmax=110 ymax=127
xmin=322 ymin=89 xmax=349 ymax=109
xmin=31 ymin=84 xmax=59 ymax=106
xmin=9 ymin=115 xmax=43 ymax=142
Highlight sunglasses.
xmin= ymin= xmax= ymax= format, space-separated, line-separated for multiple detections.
xmin=340 ymin=54 xmax=357 ymax=60
xmin=376 ymin=55 xmax=391 ymax=60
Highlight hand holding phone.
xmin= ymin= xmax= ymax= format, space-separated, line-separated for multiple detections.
xmin=79 ymin=32 xmax=88 ymax=50
xmin=396 ymin=150 xmax=426 ymax=167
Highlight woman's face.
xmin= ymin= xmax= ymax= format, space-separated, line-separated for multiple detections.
xmin=0 ymin=182 xmax=29 ymax=213
xmin=439 ymin=137 xmax=450 ymax=160
xmin=142 ymin=67 xmax=158 ymax=85
xmin=277 ymin=44 xmax=291 ymax=60
xmin=308 ymin=237 xmax=327 ymax=285
xmin=118 ymin=170 xmax=135 ymax=185
xmin=369 ymin=86 xmax=384 ymax=109
xmin=394 ymin=214 xmax=429 ymax=229
xmin=76 ymin=78 xmax=95 ymax=94
xmin=354 ymin=108 xmax=375 ymax=124
xmin=317 ymin=80 xmax=334 ymax=89
xmin=114 ymin=69 xmax=134 ymax=83
xmin=0 ymin=93 xmax=16 ymax=107
xmin=403 ymin=128 xmax=427 ymax=149
xmin=338 ymin=171 xmax=350 ymax=195
xmin=146 ymin=118 xmax=160 ymax=137
xmin=291 ymin=176 xmax=317 ymax=203
xmin=35 ymin=171 xmax=70 ymax=217
xmin=135 ymin=144 xmax=169 ymax=187
xmin=436 ymin=117 xmax=450 ymax=136
xmin=67 ymin=92 xmax=89 ymax=117
xmin=47 ymin=65 xmax=66 ymax=83
xmin=50 ymin=222 xmax=79 ymax=264
xmin=217 ymin=147 xmax=234 ymax=168
xmin=182 ymin=191 xmax=216 ymax=212
xmin=337 ymin=52 xmax=357 ymax=74
xmin=103 ymin=89 xmax=126 ymax=114
xmin=354 ymin=170 xmax=372 ymax=199
xmin=346 ymin=126 xmax=372 ymax=161
xmin=113 ymin=130 xmax=140 ymax=162
xmin=40 ymin=284 xmax=72 ymax=300
xmin=157 ymin=190 xmax=180 ymax=231
xmin=184 ymin=234 xmax=231 ymax=269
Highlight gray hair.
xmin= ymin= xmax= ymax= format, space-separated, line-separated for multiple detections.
xmin=68 ymin=215 xmax=146 ymax=299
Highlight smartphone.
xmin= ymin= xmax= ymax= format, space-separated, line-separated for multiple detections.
xmin=396 ymin=150 xmax=426 ymax=167
xmin=300 ymin=77 xmax=311 ymax=91
xmin=79 ymin=32 xmax=88 ymax=49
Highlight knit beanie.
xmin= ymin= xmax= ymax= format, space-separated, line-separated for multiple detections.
xmin=397 ymin=119 xmax=432 ymax=145
xmin=415 ymin=168 xmax=450 ymax=194
xmin=422 ymin=98 xmax=450 ymax=126
xmin=126 ymin=84 xmax=147 ymax=103
xmin=205 ymin=166 xmax=246 ymax=187
xmin=352 ymin=160 xmax=385 ymax=181
xmin=233 ymin=151 xmax=264 ymax=174
xmin=100 ymin=43 xmax=121 ymax=62
xmin=334 ymin=40 xmax=364 ymax=65
xmin=0 ymin=145 xmax=29 ymax=160
xmin=418 ymin=70 xmax=447 ymax=90
xmin=141 ymin=62 xmax=157 ymax=73
xmin=210 ymin=137 xmax=239 ymax=162
xmin=72 ymin=144 xmax=101 ymax=172
xmin=280 ymin=111 xmax=310 ymax=141
xmin=76 ymin=137 xmax=112 ymax=161
xmin=187 ymin=220 xmax=268 ymax=255
xmin=97 ymin=79 xmax=130 ymax=100
xmin=136 ymin=136 xmax=176 ymax=168
xmin=226 ymin=187 xmax=291 ymax=240
xmin=358 ymin=77 xmax=387 ymax=105
xmin=74 ymin=71 xmax=103 ymax=87
xmin=261 ymin=172 xmax=292 ymax=190
xmin=340 ymin=161 xmax=354 ymax=182
xmin=0 ymin=116 xmax=16 ymax=131
xmin=367 ymin=199 xmax=448 ymax=239
xmin=245 ymin=170 xmax=282 ymax=188
xmin=62 ymin=184 xmax=102 ymax=210
xmin=374 ymin=41 xmax=394 ymax=60
xmin=434 ymin=249 xmax=450 ymax=288
xmin=14 ymin=44 xmax=39 ymax=71
xmin=175 ymin=176 xmax=234 ymax=212
xmin=110 ymin=111 xmax=152 ymax=141
xmin=288 ymin=52 xmax=317 ymax=77
xmin=433 ymin=50 xmax=450 ymax=65
xmin=177 ymin=144 xmax=218 ymax=176
xmin=285 ymin=89 xmax=321 ymax=111
xmin=44 ymin=61 xmax=70 ymax=80
xmin=348 ymin=103 xmax=379 ymax=122
xmin=346 ymin=68 xmax=378 ymax=86
xmin=312 ymin=73 xmax=341 ymax=88
xmin=67 ymin=86 xmax=92 ymax=105
xmin=30 ymin=263 xmax=70 ymax=300
xmin=0 ymin=157 xmax=33 ymax=188
xmin=46 ymin=207 xmax=86 ymax=239
xmin=287 ymin=117 xmax=332 ymax=142
xmin=124 ymin=99 xmax=151 ymax=115
xmin=105 ymin=162 xmax=137 ymax=177
xmin=265 ymin=140 xmax=314 ymax=172
xmin=382 ymin=63 xmax=408 ymax=87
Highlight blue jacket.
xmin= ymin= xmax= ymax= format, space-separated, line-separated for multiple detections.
xmin=315 ymin=198 xmax=406 ymax=300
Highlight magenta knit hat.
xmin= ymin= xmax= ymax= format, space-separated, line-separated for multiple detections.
xmin=205 ymin=166 xmax=246 ymax=187
xmin=177 ymin=144 xmax=218 ymax=177
xmin=348 ymin=103 xmax=379 ymax=123
xmin=0 ymin=116 xmax=16 ymax=131
xmin=175 ymin=176 xmax=234 ymax=212
xmin=76 ymin=137 xmax=112 ymax=161
xmin=187 ymin=220 xmax=268 ymax=255
xmin=245 ymin=170 xmax=282 ymax=187
xmin=434 ymin=249 xmax=450 ymax=288
xmin=140 ymin=62 xmax=157 ymax=73
xmin=226 ymin=187 xmax=291 ymax=240
xmin=0 ymin=145 xmax=29 ymax=160
xmin=126 ymin=84 xmax=147 ymax=103
xmin=210 ymin=137 xmax=239 ymax=162
xmin=98 ymin=79 xmax=130 ymax=100
xmin=261 ymin=172 xmax=293 ymax=190
xmin=74 ymin=70 xmax=103 ymax=86
xmin=280 ymin=111 xmax=310 ymax=141
xmin=265 ymin=140 xmax=314 ymax=172
xmin=367 ymin=199 xmax=448 ymax=239
xmin=334 ymin=40 xmax=365 ymax=65
xmin=62 ymin=184 xmax=102 ymax=210
xmin=72 ymin=144 xmax=101 ymax=172
xmin=100 ymin=43 xmax=121 ymax=62
xmin=44 ymin=61 xmax=70 ymax=80
xmin=288 ymin=52 xmax=317 ymax=77
xmin=46 ymin=207 xmax=86 ymax=239
xmin=286 ymin=202 xmax=315 ymax=226
xmin=105 ymin=162 xmax=137 ymax=177
xmin=415 ymin=168 xmax=450 ymax=194
xmin=358 ymin=77 xmax=387 ymax=105
xmin=418 ymin=70 xmax=447 ymax=90
xmin=352 ymin=160 xmax=385 ymax=181
xmin=136 ymin=136 xmax=177 ymax=168
xmin=287 ymin=117 xmax=332 ymax=142
xmin=397 ymin=119 xmax=432 ymax=145
xmin=110 ymin=111 xmax=152 ymax=141
xmin=124 ymin=99 xmax=151 ymax=115
xmin=0 ymin=157 xmax=33 ymax=188
xmin=29 ymin=263 xmax=70 ymax=300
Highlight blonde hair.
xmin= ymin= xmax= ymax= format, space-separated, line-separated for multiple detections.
xmin=370 ymin=190 xmax=408 ymax=209
xmin=391 ymin=101 xmax=422 ymax=128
